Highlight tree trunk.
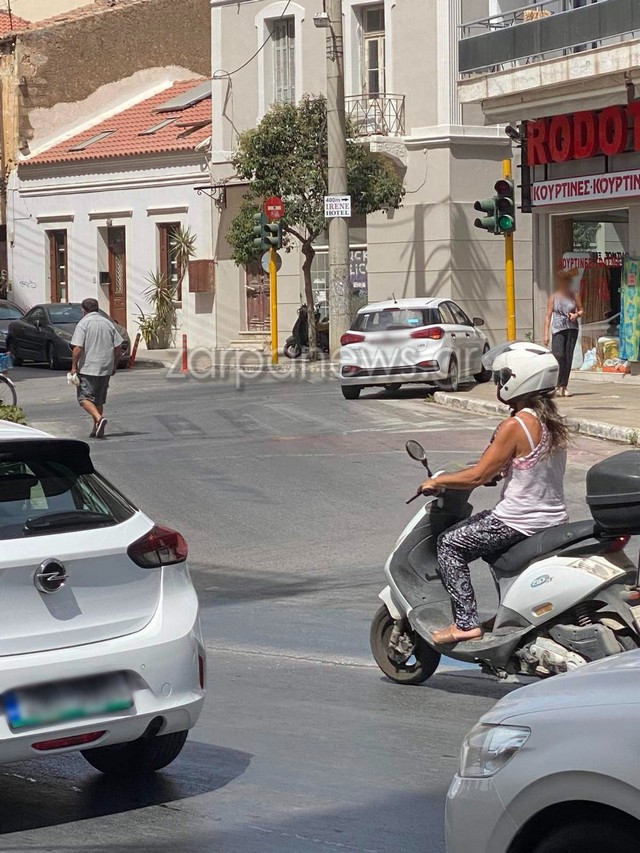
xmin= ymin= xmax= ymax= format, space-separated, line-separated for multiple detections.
xmin=301 ymin=241 xmax=317 ymax=360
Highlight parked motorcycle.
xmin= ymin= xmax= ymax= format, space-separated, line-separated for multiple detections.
xmin=284 ymin=305 xmax=329 ymax=359
xmin=370 ymin=441 xmax=640 ymax=684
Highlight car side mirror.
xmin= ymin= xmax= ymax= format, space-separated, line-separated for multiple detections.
xmin=473 ymin=317 xmax=485 ymax=327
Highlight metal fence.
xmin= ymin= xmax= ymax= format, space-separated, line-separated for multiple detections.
xmin=345 ymin=94 xmax=406 ymax=137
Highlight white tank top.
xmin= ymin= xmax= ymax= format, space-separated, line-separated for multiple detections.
xmin=493 ymin=409 xmax=568 ymax=536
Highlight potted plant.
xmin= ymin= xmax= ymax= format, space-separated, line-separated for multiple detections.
xmin=135 ymin=226 xmax=197 ymax=350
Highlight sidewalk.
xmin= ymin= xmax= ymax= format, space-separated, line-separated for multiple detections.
xmin=433 ymin=374 xmax=640 ymax=444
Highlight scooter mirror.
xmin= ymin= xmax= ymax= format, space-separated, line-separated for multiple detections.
xmin=406 ymin=440 xmax=428 ymax=465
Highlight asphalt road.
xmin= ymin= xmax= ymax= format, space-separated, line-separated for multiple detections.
xmin=0 ymin=364 xmax=620 ymax=852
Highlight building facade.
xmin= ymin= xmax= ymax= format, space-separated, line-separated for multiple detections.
xmin=459 ymin=0 xmax=640 ymax=355
xmin=210 ymin=0 xmax=534 ymax=350
xmin=8 ymin=80 xmax=216 ymax=348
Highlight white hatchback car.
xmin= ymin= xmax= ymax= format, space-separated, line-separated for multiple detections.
xmin=339 ymin=297 xmax=490 ymax=399
xmin=0 ymin=421 xmax=205 ymax=775
xmin=446 ymin=650 xmax=640 ymax=853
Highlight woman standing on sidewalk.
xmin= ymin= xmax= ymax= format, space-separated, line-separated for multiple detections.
xmin=543 ymin=269 xmax=584 ymax=397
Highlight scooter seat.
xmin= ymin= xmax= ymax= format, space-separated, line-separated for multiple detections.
xmin=492 ymin=519 xmax=599 ymax=577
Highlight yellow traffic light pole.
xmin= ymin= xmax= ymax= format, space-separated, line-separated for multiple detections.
xmin=270 ymin=247 xmax=279 ymax=365
xmin=503 ymin=159 xmax=517 ymax=341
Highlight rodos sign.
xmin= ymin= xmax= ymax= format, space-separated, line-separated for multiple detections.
xmin=527 ymin=104 xmax=640 ymax=166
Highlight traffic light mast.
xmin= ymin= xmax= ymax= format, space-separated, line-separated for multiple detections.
xmin=472 ymin=161 xmax=517 ymax=340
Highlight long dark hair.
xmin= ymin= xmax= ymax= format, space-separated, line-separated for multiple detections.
xmin=518 ymin=394 xmax=570 ymax=453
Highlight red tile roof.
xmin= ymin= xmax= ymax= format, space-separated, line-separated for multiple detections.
xmin=24 ymin=78 xmax=212 ymax=167
xmin=0 ymin=11 xmax=29 ymax=35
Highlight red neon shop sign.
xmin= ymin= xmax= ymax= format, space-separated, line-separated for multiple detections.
xmin=527 ymin=104 xmax=640 ymax=167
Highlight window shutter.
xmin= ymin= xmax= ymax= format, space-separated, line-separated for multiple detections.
xmin=188 ymin=259 xmax=216 ymax=294
xmin=272 ymin=18 xmax=295 ymax=104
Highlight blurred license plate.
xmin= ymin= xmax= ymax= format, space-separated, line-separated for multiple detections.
xmin=4 ymin=674 xmax=132 ymax=730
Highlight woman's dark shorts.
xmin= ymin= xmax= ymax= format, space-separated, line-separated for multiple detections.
xmin=77 ymin=374 xmax=110 ymax=407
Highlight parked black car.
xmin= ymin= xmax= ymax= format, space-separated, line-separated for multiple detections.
xmin=0 ymin=300 xmax=24 ymax=353
xmin=7 ymin=303 xmax=131 ymax=370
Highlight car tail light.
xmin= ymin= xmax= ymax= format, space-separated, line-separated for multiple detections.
xmin=341 ymin=365 xmax=361 ymax=376
xmin=32 ymin=731 xmax=105 ymax=751
xmin=128 ymin=525 xmax=189 ymax=568
xmin=410 ymin=326 xmax=445 ymax=340
xmin=603 ymin=535 xmax=630 ymax=554
xmin=340 ymin=332 xmax=365 ymax=346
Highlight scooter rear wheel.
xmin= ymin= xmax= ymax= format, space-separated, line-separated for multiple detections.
xmin=370 ymin=605 xmax=441 ymax=685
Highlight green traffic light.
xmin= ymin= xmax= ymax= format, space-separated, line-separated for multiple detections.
xmin=499 ymin=215 xmax=514 ymax=231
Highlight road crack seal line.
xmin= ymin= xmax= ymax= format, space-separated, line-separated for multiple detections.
xmin=249 ymin=824 xmax=380 ymax=852
xmin=204 ymin=642 xmax=377 ymax=668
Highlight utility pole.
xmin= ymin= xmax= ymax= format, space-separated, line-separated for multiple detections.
xmin=325 ymin=0 xmax=351 ymax=354
xmin=503 ymin=159 xmax=517 ymax=340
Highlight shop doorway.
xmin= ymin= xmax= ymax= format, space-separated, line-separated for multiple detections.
xmin=107 ymin=226 xmax=127 ymax=328
xmin=551 ymin=208 xmax=628 ymax=363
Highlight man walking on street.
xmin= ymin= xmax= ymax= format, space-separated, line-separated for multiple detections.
xmin=71 ymin=298 xmax=123 ymax=438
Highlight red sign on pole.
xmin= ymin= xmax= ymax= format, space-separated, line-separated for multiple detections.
xmin=264 ymin=195 xmax=285 ymax=221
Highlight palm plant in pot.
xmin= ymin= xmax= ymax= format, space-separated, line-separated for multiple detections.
xmin=136 ymin=226 xmax=197 ymax=350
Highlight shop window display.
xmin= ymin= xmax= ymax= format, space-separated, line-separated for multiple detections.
xmin=551 ymin=210 xmax=629 ymax=372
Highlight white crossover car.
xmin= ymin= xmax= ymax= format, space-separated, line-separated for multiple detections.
xmin=0 ymin=421 xmax=205 ymax=775
xmin=446 ymin=650 xmax=640 ymax=853
xmin=339 ymin=297 xmax=490 ymax=399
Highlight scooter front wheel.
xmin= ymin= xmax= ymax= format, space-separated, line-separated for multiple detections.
xmin=284 ymin=341 xmax=302 ymax=359
xmin=370 ymin=605 xmax=441 ymax=685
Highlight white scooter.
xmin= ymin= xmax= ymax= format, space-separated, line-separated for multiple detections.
xmin=370 ymin=441 xmax=640 ymax=684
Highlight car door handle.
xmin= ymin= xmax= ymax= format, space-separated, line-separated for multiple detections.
xmin=465 ymin=332 xmax=471 ymax=338
xmin=450 ymin=333 xmax=456 ymax=338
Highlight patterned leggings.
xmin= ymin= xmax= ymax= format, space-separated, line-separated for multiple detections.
xmin=436 ymin=510 xmax=527 ymax=630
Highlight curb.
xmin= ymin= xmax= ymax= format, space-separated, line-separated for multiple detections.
xmin=432 ymin=392 xmax=637 ymax=445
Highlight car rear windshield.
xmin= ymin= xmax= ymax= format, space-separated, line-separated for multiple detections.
xmin=351 ymin=308 xmax=440 ymax=332
xmin=48 ymin=305 xmax=83 ymax=324
xmin=0 ymin=453 xmax=136 ymax=540
xmin=0 ymin=305 xmax=22 ymax=320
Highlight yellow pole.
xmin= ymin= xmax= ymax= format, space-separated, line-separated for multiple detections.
xmin=503 ymin=158 xmax=517 ymax=341
xmin=270 ymin=247 xmax=279 ymax=365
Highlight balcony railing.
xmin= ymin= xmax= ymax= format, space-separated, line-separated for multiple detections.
xmin=345 ymin=94 xmax=406 ymax=137
xmin=459 ymin=0 xmax=640 ymax=76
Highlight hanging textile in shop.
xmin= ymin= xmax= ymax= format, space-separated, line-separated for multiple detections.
xmin=620 ymin=256 xmax=640 ymax=362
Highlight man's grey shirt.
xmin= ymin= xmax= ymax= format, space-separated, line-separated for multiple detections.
xmin=71 ymin=312 xmax=124 ymax=376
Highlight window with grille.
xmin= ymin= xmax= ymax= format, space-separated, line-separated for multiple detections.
xmin=271 ymin=17 xmax=296 ymax=104
xmin=47 ymin=230 xmax=68 ymax=303
xmin=158 ymin=223 xmax=182 ymax=302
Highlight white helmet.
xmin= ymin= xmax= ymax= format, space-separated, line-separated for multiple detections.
xmin=482 ymin=342 xmax=559 ymax=404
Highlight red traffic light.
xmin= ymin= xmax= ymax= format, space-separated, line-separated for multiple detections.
xmin=494 ymin=179 xmax=513 ymax=196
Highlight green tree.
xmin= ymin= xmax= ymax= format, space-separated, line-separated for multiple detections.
xmin=227 ymin=95 xmax=405 ymax=352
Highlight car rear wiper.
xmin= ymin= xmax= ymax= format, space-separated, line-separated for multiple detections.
xmin=23 ymin=510 xmax=116 ymax=534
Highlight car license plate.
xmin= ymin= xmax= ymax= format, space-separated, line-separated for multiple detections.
xmin=4 ymin=674 xmax=133 ymax=730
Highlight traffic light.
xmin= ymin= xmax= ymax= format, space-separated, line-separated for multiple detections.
xmin=473 ymin=179 xmax=517 ymax=235
xmin=495 ymin=178 xmax=516 ymax=234
xmin=252 ymin=212 xmax=282 ymax=252
xmin=473 ymin=197 xmax=498 ymax=234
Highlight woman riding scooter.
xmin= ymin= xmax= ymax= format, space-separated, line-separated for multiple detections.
xmin=418 ymin=343 xmax=570 ymax=645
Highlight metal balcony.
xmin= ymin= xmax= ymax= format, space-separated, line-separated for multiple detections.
xmin=345 ymin=94 xmax=406 ymax=137
xmin=459 ymin=0 xmax=640 ymax=76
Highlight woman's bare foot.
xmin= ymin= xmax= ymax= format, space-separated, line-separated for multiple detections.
xmin=432 ymin=624 xmax=484 ymax=645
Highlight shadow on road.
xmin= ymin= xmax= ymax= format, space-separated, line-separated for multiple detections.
xmin=0 ymin=740 xmax=251 ymax=834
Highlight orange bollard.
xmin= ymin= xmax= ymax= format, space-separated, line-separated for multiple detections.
xmin=182 ymin=334 xmax=188 ymax=373
xmin=128 ymin=333 xmax=141 ymax=369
